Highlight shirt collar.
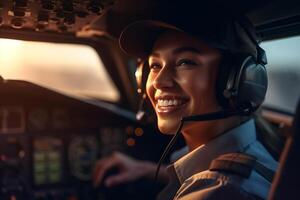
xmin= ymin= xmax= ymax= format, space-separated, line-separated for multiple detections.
xmin=173 ymin=119 xmax=257 ymax=183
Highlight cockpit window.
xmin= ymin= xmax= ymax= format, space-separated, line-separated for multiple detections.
xmin=0 ymin=38 xmax=120 ymax=102
xmin=261 ymin=36 xmax=300 ymax=114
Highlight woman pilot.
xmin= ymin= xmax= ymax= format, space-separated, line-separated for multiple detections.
xmin=94 ymin=11 xmax=278 ymax=200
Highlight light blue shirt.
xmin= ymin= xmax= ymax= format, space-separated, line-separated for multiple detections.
xmin=168 ymin=119 xmax=278 ymax=200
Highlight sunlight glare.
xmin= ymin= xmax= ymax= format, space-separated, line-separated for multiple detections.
xmin=0 ymin=38 xmax=120 ymax=102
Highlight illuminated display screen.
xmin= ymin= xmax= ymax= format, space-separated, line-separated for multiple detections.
xmin=33 ymin=137 xmax=63 ymax=185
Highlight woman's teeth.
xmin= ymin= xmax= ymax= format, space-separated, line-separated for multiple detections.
xmin=157 ymin=99 xmax=184 ymax=107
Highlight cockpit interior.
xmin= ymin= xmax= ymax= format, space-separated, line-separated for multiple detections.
xmin=0 ymin=0 xmax=299 ymax=200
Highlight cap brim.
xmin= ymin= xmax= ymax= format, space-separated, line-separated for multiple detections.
xmin=119 ymin=20 xmax=182 ymax=59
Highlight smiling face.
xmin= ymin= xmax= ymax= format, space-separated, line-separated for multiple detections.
xmin=146 ymin=31 xmax=222 ymax=134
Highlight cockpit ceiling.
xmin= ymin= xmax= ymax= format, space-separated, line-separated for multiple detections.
xmin=0 ymin=0 xmax=115 ymax=34
xmin=0 ymin=0 xmax=298 ymax=41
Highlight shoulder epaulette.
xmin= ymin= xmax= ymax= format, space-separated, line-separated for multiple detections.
xmin=209 ymin=153 xmax=274 ymax=182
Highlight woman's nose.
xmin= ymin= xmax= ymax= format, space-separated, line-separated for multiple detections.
xmin=152 ymin=66 xmax=174 ymax=90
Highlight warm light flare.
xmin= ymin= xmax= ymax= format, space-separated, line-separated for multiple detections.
xmin=126 ymin=138 xmax=136 ymax=146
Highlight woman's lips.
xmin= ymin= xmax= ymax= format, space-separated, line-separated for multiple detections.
xmin=155 ymin=98 xmax=188 ymax=114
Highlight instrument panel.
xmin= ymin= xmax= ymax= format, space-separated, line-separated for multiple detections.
xmin=0 ymin=105 xmax=137 ymax=200
xmin=0 ymin=109 xmax=128 ymax=192
xmin=0 ymin=80 xmax=142 ymax=200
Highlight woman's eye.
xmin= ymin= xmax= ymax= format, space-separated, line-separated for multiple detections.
xmin=149 ymin=63 xmax=161 ymax=70
xmin=177 ymin=59 xmax=197 ymax=67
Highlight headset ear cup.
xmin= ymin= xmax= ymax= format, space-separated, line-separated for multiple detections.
xmin=135 ymin=61 xmax=155 ymax=123
xmin=221 ymin=54 xmax=268 ymax=111
xmin=135 ymin=61 xmax=150 ymax=94
xmin=237 ymin=57 xmax=268 ymax=110
xmin=135 ymin=62 xmax=144 ymax=94
xmin=218 ymin=54 xmax=268 ymax=111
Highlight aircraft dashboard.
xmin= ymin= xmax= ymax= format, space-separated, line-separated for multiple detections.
xmin=0 ymin=80 xmax=162 ymax=200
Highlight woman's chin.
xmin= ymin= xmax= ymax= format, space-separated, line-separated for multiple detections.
xmin=158 ymin=122 xmax=180 ymax=135
xmin=157 ymin=115 xmax=184 ymax=134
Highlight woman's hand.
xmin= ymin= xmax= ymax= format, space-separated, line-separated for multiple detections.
xmin=93 ymin=152 xmax=168 ymax=187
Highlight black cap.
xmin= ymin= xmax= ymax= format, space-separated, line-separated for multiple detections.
xmin=119 ymin=5 xmax=258 ymax=60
